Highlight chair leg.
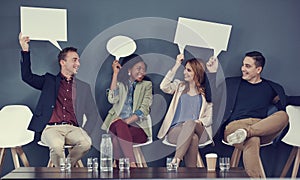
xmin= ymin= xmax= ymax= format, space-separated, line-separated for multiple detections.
xmin=0 ymin=148 xmax=6 ymax=173
xmin=280 ymin=146 xmax=297 ymax=177
xmin=230 ymin=147 xmax=242 ymax=167
xmin=76 ymin=159 xmax=84 ymax=167
xmin=16 ymin=146 xmax=30 ymax=167
xmin=133 ymin=147 xmax=147 ymax=167
xmin=10 ymin=148 xmax=20 ymax=168
xmin=292 ymin=147 xmax=300 ymax=178
xmin=113 ymin=160 xmax=117 ymax=168
xmin=47 ymin=159 xmax=54 ymax=167
xmin=196 ymin=151 xmax=204 ymax=167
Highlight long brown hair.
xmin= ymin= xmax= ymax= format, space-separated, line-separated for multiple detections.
xmin=183 ymin=58 xmax=205 ymax=96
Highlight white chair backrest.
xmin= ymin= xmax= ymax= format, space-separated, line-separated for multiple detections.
xmin=0 ymin=105 xmax=34 ymax=148
xmin=282 ymin=105 xmax=300 ymax=147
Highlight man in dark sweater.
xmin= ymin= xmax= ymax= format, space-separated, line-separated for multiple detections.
xmin=207 ymin=51 xmax=289 ymax=178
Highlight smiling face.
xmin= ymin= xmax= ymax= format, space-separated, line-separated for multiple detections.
xmin=128 ymin=61 xmax=146 ymax=82
xmin=184 ymin=62 xmax=195 ymax=83
xmin=241 ymin=56 xmax=262 ymax=83
xmin=60 ymin=51 xmax=80 ymax=77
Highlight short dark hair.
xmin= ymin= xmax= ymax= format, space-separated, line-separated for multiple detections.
xmin=245 ymin=51 xmax=265 ymax=70
xmin=57 ymin=47 xmax=78 ymax=66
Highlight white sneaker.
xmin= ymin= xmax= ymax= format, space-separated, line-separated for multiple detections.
xmin=227 ymin=129 xmax=247 ymax=145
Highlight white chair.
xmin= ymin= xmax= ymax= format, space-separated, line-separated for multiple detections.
xmin=280 ymin=105 xmax=300 ymax=178
xmin=133 ymin=115 xmax=153 ymax=167
xmin=162 ymin=136 xmax=213 ymax=167
xmin=37 ymin=141 xmax=84 ymax=167
xmin=0 ymin=105 xmax=34 ymax=171
xmin=222 ymin=139 xmax=272 ymax=178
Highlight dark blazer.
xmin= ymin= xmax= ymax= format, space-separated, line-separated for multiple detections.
xmin=20 ymin=51 xmax=100 ymax=135
xmin=222 ymin=77 xmax=287 ymax=124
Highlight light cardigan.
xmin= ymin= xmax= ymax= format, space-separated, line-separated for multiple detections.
xmin=157 ymin=69 xmax=213 ymax=144
xmin=101 ymin=80 xmax=153 ymax=138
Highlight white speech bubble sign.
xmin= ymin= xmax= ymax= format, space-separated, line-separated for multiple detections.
xmin=106 ymin=35 xmax=136 ymax=60
xmin=20 ymin=6 xmax=67 ymax=50
xmin=174 ymin=17 xmax=232 ymax=57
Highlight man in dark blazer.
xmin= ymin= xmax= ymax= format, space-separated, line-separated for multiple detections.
xmin=19 ymin=33 xmax=101 ymax=167
xmin=207 ymin=51 xmax=289 ymax=178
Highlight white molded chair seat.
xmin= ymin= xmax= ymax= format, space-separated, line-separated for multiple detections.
xmin=162 ymin=136 xmax=213 ymax=167
xmin=37 ymin=141 xmax=84 ymax=167
xmin=0 ymin=105 xmax=34 ymax=171
xmin=222 ymin=139 xmax=272 ymax=178
xmin=280 ymin=105 xmax=300 ymax=178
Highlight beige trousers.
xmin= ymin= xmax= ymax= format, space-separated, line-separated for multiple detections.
xmin=224 ymin=111 xmax=289 ymax=178
xmin=41 ymin=124 xmax=92 ymax=167
xmin=167 ymin=120 xmax=205 ymax=167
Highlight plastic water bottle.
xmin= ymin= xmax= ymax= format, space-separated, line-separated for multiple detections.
xmin=100 ymin=134 xmax=113 ymax=172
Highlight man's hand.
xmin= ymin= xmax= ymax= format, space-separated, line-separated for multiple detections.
xmin=19 ymin=32 xmax=30 ymax=51
xmin=206 ymin=56 xmax=218 ymax=73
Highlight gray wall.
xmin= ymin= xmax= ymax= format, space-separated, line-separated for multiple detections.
xmin=1 ymin=0 xmax=300 ymax=177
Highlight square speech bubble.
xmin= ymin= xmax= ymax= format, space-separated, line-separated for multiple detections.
xmin=20 ymin=6 xmax=67 ymax=50
xmin=174 ymin=17 xmax=232 ymax=57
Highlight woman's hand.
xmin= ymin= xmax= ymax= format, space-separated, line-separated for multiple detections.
xmin=171 ymin=54 xmax=184 ymax=72
xmin=176 ymin=54 xmax=184 ymax=65
xmin=124 ymin=114 xmax=139 ymax=124
xmin=111 ymin=117 xmax=121 ymax=124
xmin=206 ymin=56 xmax=218 ymax=73
xmin=112 ymin=60 xmax=121 ymax=74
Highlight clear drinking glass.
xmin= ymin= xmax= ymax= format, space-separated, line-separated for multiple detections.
xmin=119 ymin=158 xmax=130 ymax=171
xmin=93 ymin=157 xmax=99 ymax=171
xmin=166 ymin=157 xmax=178 ymax=171
xmin=65 ymin=157 xmax=71 ymax=172
xmin=59 ymin=157 xmax=65 ymax=172
xmin=87 ymin=157 xmax=93 ymax=172
xmin=219 ymin=157 xmax=230 ymax=171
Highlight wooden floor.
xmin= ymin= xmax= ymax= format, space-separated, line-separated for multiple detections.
xmin=2 ymin=167 xmax=249 ymax=179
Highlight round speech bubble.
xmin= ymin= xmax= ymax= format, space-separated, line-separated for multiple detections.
xmin=106 ymin=35 xmax=137 ymax=60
